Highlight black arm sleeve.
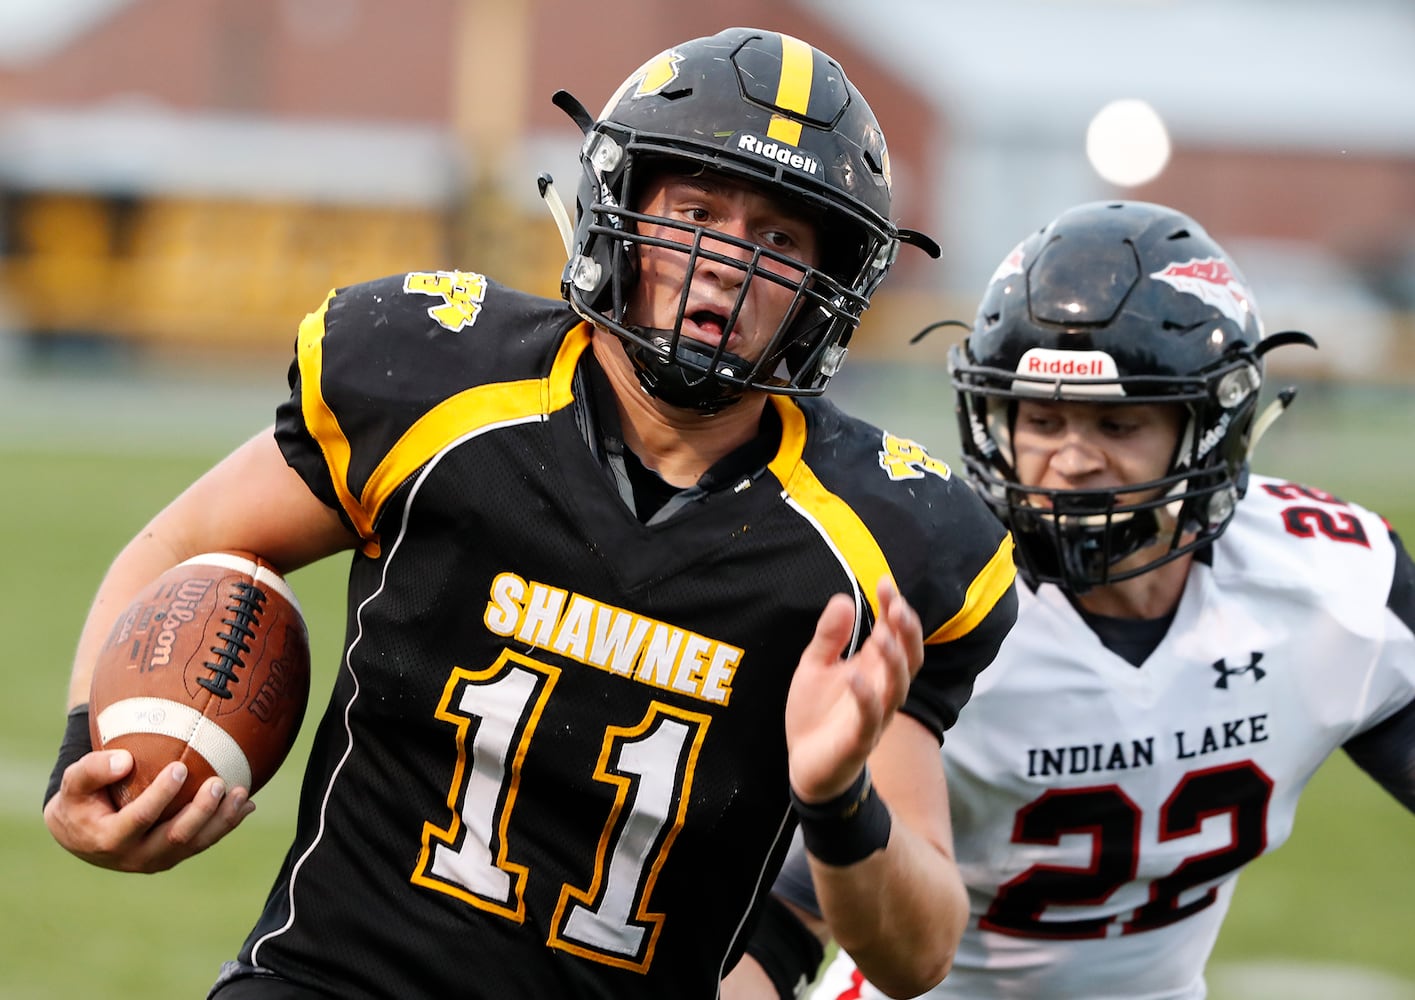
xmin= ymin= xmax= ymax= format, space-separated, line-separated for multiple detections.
xmin=1385 ymin=528 xmax=1415 ymax=637
xmin=1340 ymin=528 xmax=1415 ymax=812
xmin=1343 ymin=697 xmax=1415 ymax=813
xmin=740 ymin=893 xmax=826 ymax=1000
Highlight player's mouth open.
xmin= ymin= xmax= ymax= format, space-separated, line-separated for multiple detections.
xmin=685 ymin=309 xmax=738 ymax=348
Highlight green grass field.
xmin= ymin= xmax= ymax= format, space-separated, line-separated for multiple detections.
xmin=2 ymin=362 xmax=1411 ymax=998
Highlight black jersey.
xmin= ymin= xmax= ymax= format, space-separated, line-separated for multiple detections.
xmin=239 ymin=270 xmax=1017 ymax=999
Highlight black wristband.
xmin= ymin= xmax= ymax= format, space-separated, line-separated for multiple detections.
xmin=43 ymin=704 xmax=92 ymax=811
xmin=743 ymin=894 xmax=825 ymax=999
xmin=789 ymin=767 xmax=892 ymax=867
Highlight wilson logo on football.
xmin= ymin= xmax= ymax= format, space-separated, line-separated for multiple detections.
xmin=147 ymin=578 xmax=213 ymax=669
xmin=1150 ymin=257 xmax=1254 ymax=326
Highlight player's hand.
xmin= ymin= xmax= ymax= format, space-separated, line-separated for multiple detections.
xmin=784 ymin=577 xmax=924 ymax=802
xmin=42 ymin=748 xmax=255 ymax=873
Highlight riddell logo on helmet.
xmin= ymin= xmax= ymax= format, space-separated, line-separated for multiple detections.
xmin=1013 ymin=349 xmax=1123 ymax=396
xmin=1195 ymin=411 xmax=1233 ymax=460
xmin=736 ymin=134 xmax=821 ymax=176
xmin=1018 ymin=349 xmax=1116 ymax=377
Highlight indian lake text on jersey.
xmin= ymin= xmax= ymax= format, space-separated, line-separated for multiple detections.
xmin=1026 ymin=714 xmax=1270 ymax=777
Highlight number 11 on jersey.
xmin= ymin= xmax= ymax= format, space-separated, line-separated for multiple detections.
xmin=412 ymin=649 xmax=711 ymax=971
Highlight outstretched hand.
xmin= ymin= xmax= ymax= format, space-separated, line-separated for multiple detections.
xmin=784 ymin=577 xmax=925 ymax=803
xmin=43 ymin=748 xmax=255 ymax=873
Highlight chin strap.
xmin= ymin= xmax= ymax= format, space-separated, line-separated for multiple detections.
xmin=625 ymin=336 xmax=747 ymax=414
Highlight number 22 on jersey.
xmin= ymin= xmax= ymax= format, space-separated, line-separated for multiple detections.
xmin=983 ymin=761 xmax=1273 ymax=938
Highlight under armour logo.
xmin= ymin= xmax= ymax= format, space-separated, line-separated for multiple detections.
xmin=1213 ymin=652 xmax=1265 ymax=689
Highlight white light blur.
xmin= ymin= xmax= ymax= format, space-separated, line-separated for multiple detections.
xmin=1086 ymin=98 xmax=1172 ymax=187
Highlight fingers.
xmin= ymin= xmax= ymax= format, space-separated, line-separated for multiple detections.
xmin=804 ymin=592 xmax=859 ymax=668
xmin=870 ymin=578 xmax=922 ymax=698
xmin=46 ymin=757 xmax=254 ymax=873
xmin=888 ymin=581 xmax=925 ymax=673
xmin=117 ymin=761 xmax=195 ymax=833
xmin=199 ymin=784 xmax=257 ymax=849
xmin=161 ymin=776 xmax=256 ymax=859
xmin=60 ymin=748 xmax=133 ymax=798
xmin=785 ymin=582 xmax=924 ymax=800
xmin=801 ymin=582 xmax=919 ymax=707
xmin=118 ymin=770 xmax=254 ymax=871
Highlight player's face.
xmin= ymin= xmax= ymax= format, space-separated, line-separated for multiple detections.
xmin=1011 ymin=399 xmax=1184 ymax=505
xmin=626 ymin=172 xmax=821 ymax=364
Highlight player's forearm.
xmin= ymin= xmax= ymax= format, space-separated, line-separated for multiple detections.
xmin=718 ymin=953 xmax=782 ymax=1000
xmin=799 ymin=713 xmax=964 ymax=997
xmin=67 ymin=528 xmax=191 ymax=708
xmin=811 ymin=821 xmax=966 ymax=997
xmin=65 ymin=429 xmax=354 ymax=710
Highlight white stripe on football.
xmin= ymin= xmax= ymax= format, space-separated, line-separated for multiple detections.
xmin=96 ymin=696 xmax=254 ymax=792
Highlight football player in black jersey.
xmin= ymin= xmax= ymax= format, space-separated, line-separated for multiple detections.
xmin=44 ymin=28 xmax=1017 ymax=1000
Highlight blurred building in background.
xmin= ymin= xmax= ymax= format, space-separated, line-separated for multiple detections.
xmin=0 ymin=0 xmax=1411 ymax=380
xmin=801 ymin=0 xmax=1415 ymax=379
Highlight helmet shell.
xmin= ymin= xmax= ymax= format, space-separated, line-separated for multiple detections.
xmin=970 ymin=200 xmax=1264 ymax=394
xmin=561 ymin=27 xmax=907 ymax=409
xmin=589 ymin=26 xmax=895 ymax=228
xmin=952 ymin=200 xmax=1270 ymax=590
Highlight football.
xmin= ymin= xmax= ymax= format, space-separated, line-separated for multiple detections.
xmin=88 ymin=551 xmax=311 ymax=821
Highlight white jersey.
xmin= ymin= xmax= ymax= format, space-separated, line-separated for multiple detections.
xmin=813 ymin=475 xmax=1415 ymax=1000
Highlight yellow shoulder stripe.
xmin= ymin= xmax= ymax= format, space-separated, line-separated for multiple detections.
xmin=925 ymin=533 xmax=1016 ymax=646
xmin=298 ymin=290 xmax=366 ymax=534
xmin=298 ymin=303 xmax=592 ymax=551
xmin=767 ymin=396 xmax=1016 ymax=641
xmin=769 ymin=397 xmax=890 ymax=623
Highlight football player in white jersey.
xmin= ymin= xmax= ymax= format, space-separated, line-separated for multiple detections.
xmin=724 ymin=200 xmax=1415 ymax=1000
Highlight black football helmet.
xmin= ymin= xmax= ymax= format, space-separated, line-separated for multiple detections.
xmin=554 ymin=26 xmax=938 ymax=412
xmin=950 ymin=200 xmax=1316 ymax=590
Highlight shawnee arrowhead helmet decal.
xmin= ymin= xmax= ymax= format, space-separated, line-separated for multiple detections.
xmin=631 ymin=49 xmax=684 ymax=98
xmin=599 ymin=49 xmax=685 ymax=116
xmin=1150 ymin=257 xmax=1254 ymax=326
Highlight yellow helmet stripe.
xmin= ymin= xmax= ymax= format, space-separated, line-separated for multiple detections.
xmin=767 ymin=33 xmax=813 ymax=146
